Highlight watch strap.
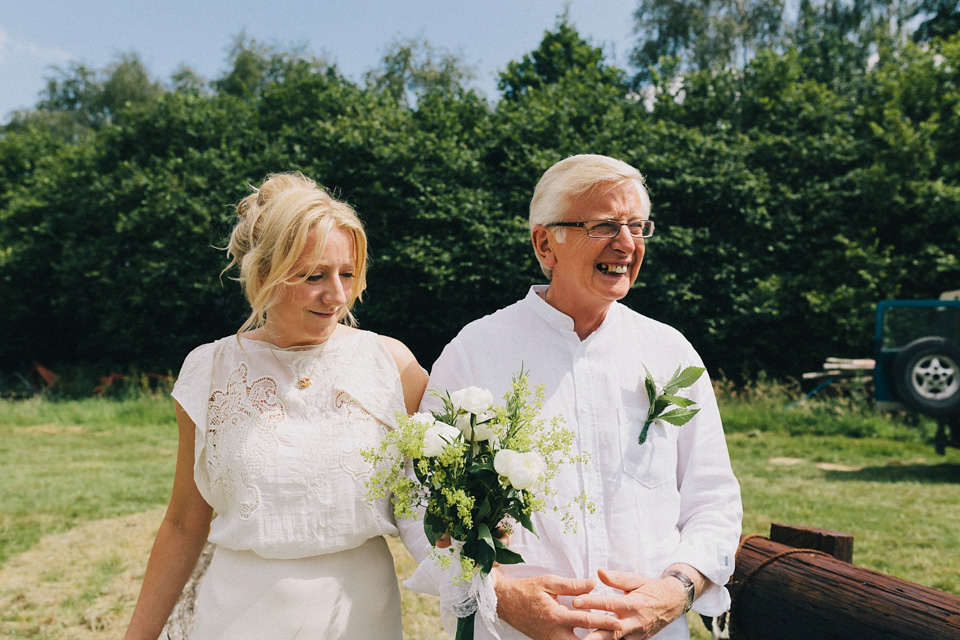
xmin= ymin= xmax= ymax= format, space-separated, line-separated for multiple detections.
xmin=664 ymin=570 xmax=695 ymax=613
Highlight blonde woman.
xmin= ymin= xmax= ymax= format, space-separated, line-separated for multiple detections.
xmin=124 ymin=172 xmax=429 ymax=639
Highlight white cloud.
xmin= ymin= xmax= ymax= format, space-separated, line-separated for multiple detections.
xmin=0 ymin=26 xmax=72 ymax=65
xmin=0 ymin=26 xmax=75 ymax=121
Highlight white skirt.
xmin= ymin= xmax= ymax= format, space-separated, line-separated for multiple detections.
xmin=188 ymin=536 xmax=402 ymax=639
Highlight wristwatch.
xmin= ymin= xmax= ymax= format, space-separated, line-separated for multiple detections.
xmin=664 ymin=570 xmax=695 ymax=613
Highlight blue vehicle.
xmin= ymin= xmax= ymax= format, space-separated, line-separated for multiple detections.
xmin=873 ymin=294 xmax=960 ymax=453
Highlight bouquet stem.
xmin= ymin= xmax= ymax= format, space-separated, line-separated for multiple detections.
xmin=455 ymin=611 xmax=475 ymax=640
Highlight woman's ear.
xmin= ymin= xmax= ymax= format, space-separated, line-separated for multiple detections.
xmin=531 ymin=226 xmax=557 ymax=268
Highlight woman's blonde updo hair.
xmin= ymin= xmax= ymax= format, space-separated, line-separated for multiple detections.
xmin=225 ymin=172 xmax=368 ymax=334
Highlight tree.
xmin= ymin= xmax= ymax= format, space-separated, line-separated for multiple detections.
xmin=0 ymin=89 xmax=262 ymax=372
xmin=913 ymin=0 xmax=960 ymax=41
xmin=630 ymin=0 xmax=786 ymax=83
xmin=35 ymin=53 xmax=164 ymax=131
xmin=213 ymin=32 xmax=329 ymax=98
xmin=499 ymin=14 xmax=625 ymax=100
xmin=169 ymin=64 xmax=209 ymax=95
xmin=364 ymin=38 xmax=476 ymax=104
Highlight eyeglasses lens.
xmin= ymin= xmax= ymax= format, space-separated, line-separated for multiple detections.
xmin=586 ymin=221 xmax=653 ymax=238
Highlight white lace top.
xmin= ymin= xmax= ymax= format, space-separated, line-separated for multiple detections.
xmin=172 ymin=330 xmax=404 ymax=559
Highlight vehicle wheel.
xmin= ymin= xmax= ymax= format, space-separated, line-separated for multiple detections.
xmin=892 ymin=337 xmax=960 ymax=416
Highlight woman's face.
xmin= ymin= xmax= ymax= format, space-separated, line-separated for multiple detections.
xmin=263 ymin=226 xmax=356 ymax=347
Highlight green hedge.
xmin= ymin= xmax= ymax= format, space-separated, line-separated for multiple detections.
xmin=2 ymin=27 xmax=959 ymax=384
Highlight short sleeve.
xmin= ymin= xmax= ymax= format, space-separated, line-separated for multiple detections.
xmin=171 ymin=342 xmax=216 ymax=427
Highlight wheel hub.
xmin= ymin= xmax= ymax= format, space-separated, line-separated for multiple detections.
xmin=911 ymin=355 xmax=960 ymax=400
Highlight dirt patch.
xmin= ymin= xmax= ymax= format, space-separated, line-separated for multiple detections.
xmin=0 ymin=513 xmax=445 ymax=640
xmin=0 ymin=509 xmax=162 ymax=639
xmin=815 ymin=462 xmax=864 ymax=472
xmin=769 ymin=456 xmax=806 ymax=465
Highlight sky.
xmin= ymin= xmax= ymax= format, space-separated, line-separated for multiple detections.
xmin=0 ymin=0 xmax=641 ymax=123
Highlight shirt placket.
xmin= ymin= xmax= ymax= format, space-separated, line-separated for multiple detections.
xmin=572 ymin=340 xmax=609 ymax=575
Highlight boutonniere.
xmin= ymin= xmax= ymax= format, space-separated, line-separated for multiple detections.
xmin=639 ymin=365 xmax=706 ymax=444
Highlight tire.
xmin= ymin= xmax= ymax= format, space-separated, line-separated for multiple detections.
xmin=892 ymin=337 xmax=960 ymax=416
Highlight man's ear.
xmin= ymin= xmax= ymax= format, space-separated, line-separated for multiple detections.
xmin=531 ymin=226 xmax=557 ymax=268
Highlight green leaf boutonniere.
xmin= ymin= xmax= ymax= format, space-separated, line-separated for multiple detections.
xmin=639 ymin=365 xmax=706 ymax=444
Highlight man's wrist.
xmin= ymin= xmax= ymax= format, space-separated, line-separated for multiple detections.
xmin=663 ymin=570 xmax=695 ymax=613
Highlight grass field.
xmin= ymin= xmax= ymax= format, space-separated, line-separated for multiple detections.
xmin=1 ymin=380 xmax=958 ymax=639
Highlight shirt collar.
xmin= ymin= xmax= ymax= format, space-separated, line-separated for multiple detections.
xmin=524 ymin=285 xmax=574 ymax=332
xmin=523 ymin=285 xmax=622 ymax=337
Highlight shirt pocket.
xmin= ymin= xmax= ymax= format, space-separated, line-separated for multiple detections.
xmin=618 ymin=406 xmax=677 ymax=489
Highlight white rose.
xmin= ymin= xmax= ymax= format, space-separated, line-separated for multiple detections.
xmin=423 ymin=422 xmax=461 ymax=457
xmin=494 ymin=449 xmax=518 ymax=476
xmin=454 ymin=413 xmax=474 ymax=439
xmin=411 ymin=412 xmax=437 ymax=427
xmin=455 ymin=412 xmax=497 ymax=443
xmin=472 ymin=418 xmax=498 ymax=443
xmin=450 ymin=386 xmax=495 ymax=415
xmin=510 ymin=452 xmax=546 ymax=490
xmin=494 ymin=449 xmax=545 ymax=490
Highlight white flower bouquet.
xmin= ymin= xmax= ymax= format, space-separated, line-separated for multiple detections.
xmin=364 ymin=368 xmax=588 ymax=640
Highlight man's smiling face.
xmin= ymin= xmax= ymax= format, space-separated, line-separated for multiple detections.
xmin=543 ymin=181 xmax=646 ymax=317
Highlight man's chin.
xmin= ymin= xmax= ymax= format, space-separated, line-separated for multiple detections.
xmin=593 ymin=278 xmax=634 ymax=300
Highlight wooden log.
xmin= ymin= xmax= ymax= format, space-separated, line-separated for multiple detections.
xmin=824 ymin=357 xmax=875 ymax=368
xmin=769 ymin=523 xmax=853 ymax=563
xmin=729 ymin=535 xmax=960 ymax=640
xmin=802 ymin=371 xmax=874 ymax=380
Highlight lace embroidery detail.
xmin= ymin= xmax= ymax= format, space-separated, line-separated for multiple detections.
xmin=206 ymin=363 xmax=284 ymax=519
xmin=335 ymin=391 xmax=389 ymax=517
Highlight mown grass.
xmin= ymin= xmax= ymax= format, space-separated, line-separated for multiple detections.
xmin=717 ymin=376 xmax=960 ymax=595
xmin=0 ymin=378 xmax=957 ymax=639
xmin=0 ymin=393 xmax=178 ymax=565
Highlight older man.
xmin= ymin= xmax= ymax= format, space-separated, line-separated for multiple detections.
xmin=420 ymin=154 xmax=742 ymax=640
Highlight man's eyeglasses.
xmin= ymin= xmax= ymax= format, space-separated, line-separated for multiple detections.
xmin=545 ymin=219 xmax=655 ymax=239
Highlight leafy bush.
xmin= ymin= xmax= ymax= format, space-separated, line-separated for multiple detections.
xmin=715 ymin=374 xmax=940 ymax=442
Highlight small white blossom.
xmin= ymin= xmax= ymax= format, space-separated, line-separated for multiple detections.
xmin=423 ymin=422 xmax=461 ymax=457
xmin=450 ymin=386 xmax=495 ymax=414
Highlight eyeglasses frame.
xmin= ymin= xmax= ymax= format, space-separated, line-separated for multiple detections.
xmin=544 ymin=219 xmax=655 ymax=239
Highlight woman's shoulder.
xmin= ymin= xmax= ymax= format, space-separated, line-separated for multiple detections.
xmin=340 ymin=329 xmax=419 ymax=372
xmin=366 ymin=332 xmax=427 ymax=414
xmin=336 ymin=329 xmax=421 ymax=377
xmin=374 ymin=333 xmax=414 ymax=360
xmin=180 ymin=335 xmax=232 ymax=366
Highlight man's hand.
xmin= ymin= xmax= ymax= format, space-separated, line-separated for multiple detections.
xmin=571 ymin=568 xmax=687 ymax=640
xmin=494 ymin=571 xmax=622 ymax=640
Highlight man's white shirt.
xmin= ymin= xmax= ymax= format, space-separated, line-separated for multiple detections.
xmin=410 ymin=285 xmax=742 ymax=640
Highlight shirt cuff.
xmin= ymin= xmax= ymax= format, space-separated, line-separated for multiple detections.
xmin=672 ymin=538 xmax=737 ymax=616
